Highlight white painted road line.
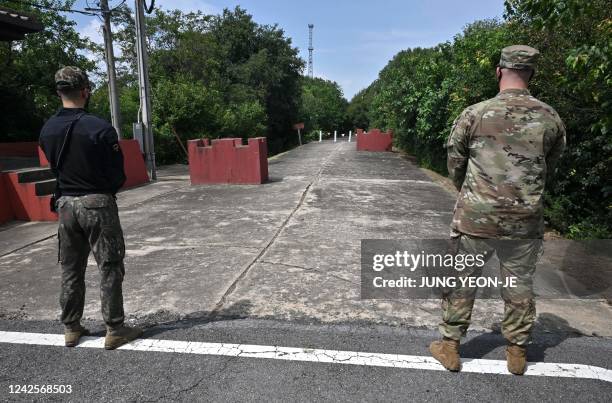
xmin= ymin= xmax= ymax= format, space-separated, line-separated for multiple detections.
xmin=0 ymin=331 xmax=611 ymax=383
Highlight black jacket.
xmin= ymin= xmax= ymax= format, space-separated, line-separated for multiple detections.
xmin=39 ymin=108 xmax=126 ymax=196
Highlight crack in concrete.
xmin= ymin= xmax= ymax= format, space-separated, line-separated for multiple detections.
xmin=119 ymin=182 xmax=192 ymax=210
xmin=166 ymin=330 xmax=466 ymax=370
xmin=0 ymin=234 xmax=57 ymax=259
xmin=259 ymin=260 xmax=360 ymax=285
xmin=256 ymin=260 xmax=437 ymax=316
xmin=210 ymin=144 xmax=343 ymax=317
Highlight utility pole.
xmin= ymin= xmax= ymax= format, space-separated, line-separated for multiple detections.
xmin=134 ymin=0 xmax=157 ymax=180
xmin=100 ymin=0 xmax=122 ymax=137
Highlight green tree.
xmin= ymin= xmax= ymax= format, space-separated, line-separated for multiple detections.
xmin=346 ymin=83 xmax=378 ymax=131
xmin=299 ymin=76 xmax=348 ymax=137
xmin=0 ymin=0 xmax=95 ymax=142
xmin=350 ymin=0 xmax=611 ymax=238
xmin=504 ymin=0 xmax=612 ymax=238
xmin=99 ymin=6 xmax=303 ymax=159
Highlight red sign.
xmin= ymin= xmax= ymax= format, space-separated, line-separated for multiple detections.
xmin=293 ymin=122 xmax=304 ymax=130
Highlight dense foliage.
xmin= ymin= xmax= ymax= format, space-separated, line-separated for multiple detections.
xmin=298 ymin=76 xmax=348 ymax=141
xmin=349 ymin=0 xmax=611 ymax=239
xmin=346 ymin=83 xmax=378 ymax=131
xmin=0 ymin=0 xmax=95 ymax=142
xmin=90 ymin=6 xmax=304 ymax=163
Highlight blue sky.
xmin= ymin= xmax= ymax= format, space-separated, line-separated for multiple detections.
xmin=71 ymin=0 xmax=506 ymax=99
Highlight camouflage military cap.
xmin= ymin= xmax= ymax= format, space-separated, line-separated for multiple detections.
xmin=55 ymin=66 xmax=90 ymax=90
xmin=499 ymin=45 xmax=539 ymax=70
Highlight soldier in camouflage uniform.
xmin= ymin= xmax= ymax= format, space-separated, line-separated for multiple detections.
xmin=429 ymin=46 xmax=566 ymax=374
xmin=39 ymin=67 xmax=142 ymax=350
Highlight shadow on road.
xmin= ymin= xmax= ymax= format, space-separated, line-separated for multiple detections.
xmin=130 ymin=300 xmax=255 ymax=339
xmin=460 ymin=312 xmax=582 ymax=362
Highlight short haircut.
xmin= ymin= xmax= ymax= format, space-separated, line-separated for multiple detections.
xmin=501 ymin=67 xmax=533 ymax=81
xmin=57 ymin=87 xmax=83 ymax=102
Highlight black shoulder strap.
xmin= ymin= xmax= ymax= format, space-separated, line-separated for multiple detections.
xmin=56 ymin=112 xmax=85 ymax=170
xmin=50 ymin=112 xmax=85 ymax=213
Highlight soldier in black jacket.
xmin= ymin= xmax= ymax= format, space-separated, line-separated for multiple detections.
xmin=39 ymin=66 xmax=142 ymax=350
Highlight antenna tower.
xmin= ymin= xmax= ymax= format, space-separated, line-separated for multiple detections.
xmin=308 ymin=24 xmax=314 ymax=78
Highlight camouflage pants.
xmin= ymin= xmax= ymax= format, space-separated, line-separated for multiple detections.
xmin=57 ymin=194 xmax=126 ymax=329
xmin=439 ymin=234 xmax=543 ymax=345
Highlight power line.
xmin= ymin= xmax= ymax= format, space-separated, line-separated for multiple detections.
xmin=109 ymin=0 xmax=126 ymax=12
xmin=1 ymin=0 xmax=99 ymax=16
xmin=85 ymin=0 xmax=104 ymax=22
xmin=83 ymin=0 xmax=126 ymax=21
xmin=84 ymin=0 xmax=127 ymax=13
xmin=4 ymin=0 xmax=148 ymax=18
xmin=143 ymin=0 xmax=154 ymax=14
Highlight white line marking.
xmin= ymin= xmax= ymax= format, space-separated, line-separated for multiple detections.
xmin=0 ymin=331 xmax=610 ymax=383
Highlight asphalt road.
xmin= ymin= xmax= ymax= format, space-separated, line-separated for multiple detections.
xmin=0 ymin=318 xmax=610 ymax=402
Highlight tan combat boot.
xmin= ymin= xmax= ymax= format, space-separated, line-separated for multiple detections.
xmin=430 ymin=337 xmax=461 ymax=371
xmin=64 ymin=324 xmax=90 ymax=347
xmin=104 ymin=325 xmax=143 ymax=350
xmin=506 ymin=344 xmax=527 ymax=375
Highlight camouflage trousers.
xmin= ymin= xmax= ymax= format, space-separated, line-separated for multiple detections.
xmin=439 ymin=234 xmax=543 ymax=346
xmin=57 ymin=194 xmax=126 ymax=329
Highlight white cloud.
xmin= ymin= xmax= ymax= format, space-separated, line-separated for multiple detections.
xmin=76 ymin=18 xmax=122 ymax=81
xmin=79 ymin=18 xmax=103 ymax=45
xmin=155 ymin=0 xmax=220 ymax=15
xmin=76 ymin=18 xmax=102 ymax=69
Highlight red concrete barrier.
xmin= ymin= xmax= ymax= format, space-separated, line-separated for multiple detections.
xmin=188 ymin=137 xmax=268 ymax=184
xmin=0 ymin=142 xmax=39 ymax=157
xmin=119 ymin=139 xmax=149 ymax=189
xmin=356 ymin=128 xmax=393 ymax=152
xmin=38 ymin=146 xmax=48 ymax=167
xmin=3 ymin=172 xmax=56 ymax=221
xmin=39 ymin=139 xmax=149 ymax=189
xmin=0 ymin=139 xmax=148 ymax=224
xmin=0 ymin=174 xmax=15 ymax=224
